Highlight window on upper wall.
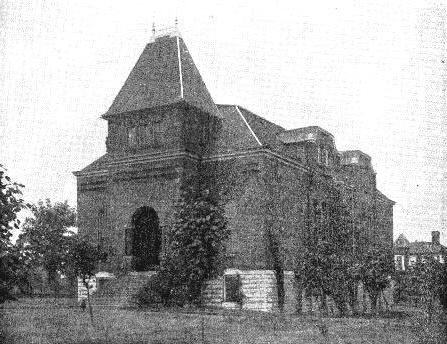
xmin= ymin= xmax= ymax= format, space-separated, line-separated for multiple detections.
xmin=321 ymin=202 xmax=327 ymax=222
xmin=128 ymin=127 xmax=137 ymax=147
xmin=324 ymin=149 xmax=329 ymax=166
xmin=313 ymin=199 xmax=320 ymax=222
xmin=317 ymin=146 xmax=322 ymax=163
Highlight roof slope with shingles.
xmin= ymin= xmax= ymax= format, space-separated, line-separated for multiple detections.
xmin=211 ymin=105 xmax=286 ymax=154
xmin=394 ymin=233 xmax=446 ymax=254
xmin=237 ymin=106 xmax=285 ymax=148
xmin=105 ymin=33 xmax=218 ymax=117
xmin=212 ymin=105 xmax=261 ymax=153
xmin=77 ymin=154 xmax=110 ymax=174
xmin=408 ymin=242 xmax=445 ymax=254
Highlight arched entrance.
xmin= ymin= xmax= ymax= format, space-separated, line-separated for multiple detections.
xmin=128 ymin=206 xmax=161 ymax=271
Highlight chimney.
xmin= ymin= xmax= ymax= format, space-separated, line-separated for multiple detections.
xmin=432 ymin=231 xmax=440 ymax=245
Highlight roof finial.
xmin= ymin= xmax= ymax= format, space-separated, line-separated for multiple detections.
xmin=175 ymin=17 xmax=178 ymax=28
xmin=152 ymin=22 xmax=156 ymax=36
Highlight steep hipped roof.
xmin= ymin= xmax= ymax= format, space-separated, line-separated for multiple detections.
xmin=104 ymin=30 xmax=218 ymax=117
xmin=212 ymin=105 xmax=285 ymax=153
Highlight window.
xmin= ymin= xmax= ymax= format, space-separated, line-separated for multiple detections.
xmin=313 ymin=199 xmax=319 ymax=223
xmin=394 ymin=255 xmax=405 ymax=271
xmin=317 ymin=146 xmax=322 ymax=163
xmin=128 ymin=127 xmax=137 ymax=147
xmin=409 ymin=255 xmax=417 ymax=267
xmin=224 ymin=274 xmax=242 ymax=303
xmin=321 ymin=202 xmax=328 ymax=223
xmin=142 ymin=125 xmax=153 ymax=146
xmin=324 ymin=149 xmax=329 ymax=166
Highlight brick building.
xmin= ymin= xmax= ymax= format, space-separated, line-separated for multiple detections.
xmin=74 ymin=29 xmax=394 ymax=311
xmin=394 ymin=231 xmax=446 ymax=271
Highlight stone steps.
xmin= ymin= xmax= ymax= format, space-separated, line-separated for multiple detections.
xmin=91 ymin=271 xmax=157 ymax=308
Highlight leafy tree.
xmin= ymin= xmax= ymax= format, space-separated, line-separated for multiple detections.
xmin=295 ymin=187 xmax=357 ymax=316
xmin=0 ymin=165 xmax=25 ymax=246
xmin=266 ymin=228 xmax=285 ymax=312
xmin=67 ymin=236 xmax=107 ymax=324
xmin=18 ymin=199 xmax=76 ymax=295
xmin=439 ymin=262 xmax=447 ymax=341
xmin=162 ymin=186 xmax=229 ymax=305
xmin=359 ymin=247 xmax=393 ymax=313
xmin=0 ymin=165 xmax=25 ymax=303
xmin=396 ymin=259 xmax=444 ymax=320
xmin=295 ymin=243 xmax=332 ymax=313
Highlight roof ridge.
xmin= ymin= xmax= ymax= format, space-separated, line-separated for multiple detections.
xmin=176 ymin=36 xmax=184 ymax=99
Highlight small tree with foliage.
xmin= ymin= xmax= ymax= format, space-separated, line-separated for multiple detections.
xmin=397 ymin=259 xmax=444 ymax=320
xmin=438 ymin=262 xmax=447 ymax=341
xmin=360 ymin=247 xmax=393 ymax=313
xmin=67 ymin=237 xmax=106 ymax=324
xmin=167 ymin=186 xmax=229 ymax=304
xmin=295 ymin=187 xmax=357 ymax=316
xmin=18 ymin=199 xmax=76 ymax=295
xmin=0 ymin=165 xmax=25 ymax=303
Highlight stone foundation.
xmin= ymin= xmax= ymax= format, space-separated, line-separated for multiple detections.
xmin=203 ymin=269 xmax=296 ymax=313
xmin=203 ymin=269 xmax=394 ymax=314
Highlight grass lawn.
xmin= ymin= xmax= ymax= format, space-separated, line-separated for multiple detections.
xmin=0 ymin=298 xmax=444 ymax=343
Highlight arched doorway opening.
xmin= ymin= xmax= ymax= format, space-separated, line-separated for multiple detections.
xmin=129 ymin=206 xmax=161 ymax=271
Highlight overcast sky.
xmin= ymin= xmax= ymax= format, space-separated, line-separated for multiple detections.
xmin=1 ymin=1 xmax=446 ymax=244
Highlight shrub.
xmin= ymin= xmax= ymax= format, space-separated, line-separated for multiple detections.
xmin=135 ymin=273 xmax=171 ymax=307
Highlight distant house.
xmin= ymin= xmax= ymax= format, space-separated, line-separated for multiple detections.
xmin=394 ymin=231 xmax=446 ymax=271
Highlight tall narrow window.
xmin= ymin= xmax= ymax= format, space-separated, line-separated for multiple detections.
xmin=153 ymin=122 xmax=162 ymax=147
xmin=128 ymin=127 xmax=137 ymax=147
xmin=143 ymin=125 xmax=153 ymax=146
xmin=324 ymin=149 xmax=329 ymax=166
xmin=313 ymin=200 xmax=319 ymax=223
xmin=321 ymin=202 xmax=327 ymax=223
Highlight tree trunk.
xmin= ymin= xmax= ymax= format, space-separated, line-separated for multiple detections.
xmin=294 ymin=279 xmax=303 ymax=314
xmin=348 ymin=282 xmax=358 ymax=315
xmin=320 ymin=289 xmax=328 ymax=316
xmin=275 ymin=268 xmax=285 ymax=313
xmin=442 ymin=310 xmax=447 ymax=344
xmin=84 ymin=280 xmax=94 ymax=326
xmin=369 ymin=290 xmax=379 ymax=314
